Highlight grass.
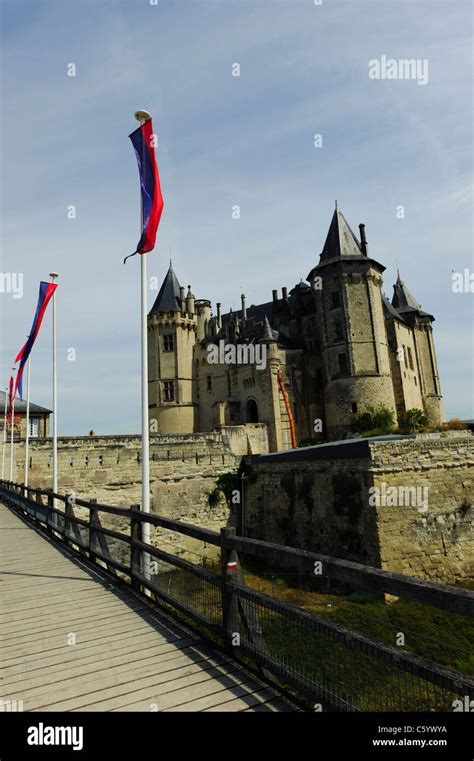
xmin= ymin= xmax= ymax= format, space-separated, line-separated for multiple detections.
xmin=138 ymin=560 xmax=474 ymax=711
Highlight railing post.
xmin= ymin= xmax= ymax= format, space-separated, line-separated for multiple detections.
xmin=220 ymin=526 xmax=238 ymax=649
xmin=130 ymin=504 xmax=142 ymax=592
xmin=89 ymin=498 xmax=97 ymax=558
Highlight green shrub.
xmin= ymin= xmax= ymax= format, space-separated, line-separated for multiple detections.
xmin=351 ymin=404 xmax=395 ymax=436
xmin=208 ymin=472 xmax=240 ymax=508
xmin=398 ymin=408 xmax=428 ymax=433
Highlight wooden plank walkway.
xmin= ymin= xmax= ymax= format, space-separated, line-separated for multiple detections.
xmin=0 ymin=503 xmax=294 ymax=712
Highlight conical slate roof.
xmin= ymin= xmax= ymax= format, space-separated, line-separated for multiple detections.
xmin=258 ymin=315 xmax=279 ymax=344
xmin=391 ymin=272 xmax=421 ymax=313
xmin=319 ymin=208 xmax=363 ymax=262
xmin=149 ymin=263 xmax=182 ymax=314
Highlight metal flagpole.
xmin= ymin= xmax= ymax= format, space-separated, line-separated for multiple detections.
xmin=9 ymin=367 xmax=15 ymax=481
xmin=24 ymin=343 xmax=31 ymax=494
xmin=50 ymin=272 xmax=58 ymax=499
xmin=1 ymin=386 xmax=8 ymax=480
xmin=134 ymin=109 xmax=152 ymax=580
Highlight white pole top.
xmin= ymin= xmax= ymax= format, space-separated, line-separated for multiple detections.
xmin=134 ymin=110 xmax=152 ymax=124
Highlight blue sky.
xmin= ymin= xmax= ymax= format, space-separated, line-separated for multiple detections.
xmin=0 ymin=0 xmax=472 ymax=433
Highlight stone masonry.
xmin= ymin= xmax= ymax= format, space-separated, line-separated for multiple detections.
xmin=243 ymin=432 xmax=473 ymax=584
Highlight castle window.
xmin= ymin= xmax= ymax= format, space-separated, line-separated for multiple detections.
xmin=164 ymin=381 xmax=174 ymax=401
xmin=330 ymin=291 xmax=341 ymax=309
xmin=414 ymin=376 xmax=417 ymax=385
xmin=351 ymin=402 xmax=358 ymax=414
xmin=206 ymin=376 xmax=212 ymax=390
xmin=334 ymin=321 xmax=344 ymax=341
xmin=407 ymin=346 xmax=414 ymax=370
xmin=338 ymin=353 xmax=349 ymax=375
xmin=163 ymin=334 xmax=174 ymax=352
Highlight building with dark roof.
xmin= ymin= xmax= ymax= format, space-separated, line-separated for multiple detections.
xmin=0 ymin=391 xmax=51 ymax=441
xmin=147 ymin=207 xmax=443 ymax=450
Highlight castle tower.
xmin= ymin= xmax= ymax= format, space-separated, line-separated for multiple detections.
xmin=147 ymin=263 xmax=196 ymax=434
xmin=391 ymin=274 xmax=444 ymax=425
xmin=307 ymin=207 xmax=397 ymax=440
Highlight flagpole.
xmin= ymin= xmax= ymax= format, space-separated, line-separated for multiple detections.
xmin=50 ymin=272 xmax=58 ymax=500
xmin=1 ymin=386 xmax=8 ymax=480
xmin=24 ymin=343 xmax=31 ymax=494
xmin=10 ymin=367 xmax=15 ymax=482
xmin=135 ymin=110 xmax=152 ymax=581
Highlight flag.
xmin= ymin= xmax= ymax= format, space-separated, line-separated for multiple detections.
xmin=124 ymin=118 xmax=164 ymax=263
xmin=14 ymin=281 xmax=57 ymax=399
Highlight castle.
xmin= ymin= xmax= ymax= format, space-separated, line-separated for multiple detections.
xmin=147 ymin=207 xmax=443 ymax=451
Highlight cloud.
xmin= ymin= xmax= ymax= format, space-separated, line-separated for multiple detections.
xmin=1 ymin=0 xmax=472 ymax=432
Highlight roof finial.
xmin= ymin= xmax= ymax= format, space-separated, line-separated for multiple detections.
xmin=335 ymin=199 xmax=338 ymax=210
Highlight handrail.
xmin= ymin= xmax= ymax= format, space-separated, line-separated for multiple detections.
xmin=1 ymin=479 xmax=471 ymax=616
xmin=1 ymin=479 xmax=473 ymax=712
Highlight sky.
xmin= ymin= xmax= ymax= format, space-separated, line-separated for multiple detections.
xmin=0 ymin=0 xmax=472 ymax=434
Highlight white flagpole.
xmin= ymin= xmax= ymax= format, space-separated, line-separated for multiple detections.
xmin=10 ymin=367 xmax=16 ymax=482
xmin=50 ymin=272 xmax=58 ymax=499
xmin=134 ymin=110 xmax=151 ymax=580
xmin=1 ymin=386 xmax=8 ymax=480
xmin=24 ymin=345 xmax=31 ymax=494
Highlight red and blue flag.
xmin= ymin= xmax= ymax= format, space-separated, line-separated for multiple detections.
xmin=14 ymin=281 xmax=57 ymax=399
xmin=125 ymin=118 xmax=164 ymax=263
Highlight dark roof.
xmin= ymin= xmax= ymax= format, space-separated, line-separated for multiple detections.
xmin=391 ymin=273 xmax=434 ymax=321
xmin=221 ymin=300 xmax=274 ymax=326
xmin=382 ymin=294 xmax=407 ymax=324
xmin=149 ymin=264 xmax=182 ymax=315
xmin=307 ymin=207 xmax=385 ymax=278
xmin=392 ymin=273 xmax=421 ymax=312
xmin=258 ymin=315 xmax=279 ymax=344
xmin=319 ymin=208 xmax=362 ymax=262
xmin=248 ymin=434 xmax=413 ymax=464
xmin=0 ymin=391 xmax=51 ymax=415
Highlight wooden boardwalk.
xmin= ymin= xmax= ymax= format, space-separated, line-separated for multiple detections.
xmin=0 ymin=503 xmax=294 ymax=712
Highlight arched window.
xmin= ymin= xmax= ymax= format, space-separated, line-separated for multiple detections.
xmin=246 ymin=398 xmax=259 ymax=423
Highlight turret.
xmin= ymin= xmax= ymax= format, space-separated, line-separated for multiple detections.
xmin=195 ymin=299 xmax=212 ymax=341
xmin=185 ymin=286 xmax=195 ymax=315
xmin=147 ymin=264 xmax=196 ymax=434
xmin=307 ymin=207 xmax=397 ymax=440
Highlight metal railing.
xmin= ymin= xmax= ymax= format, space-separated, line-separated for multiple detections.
xmin=1 ymin=479 xmax=473 ymax=712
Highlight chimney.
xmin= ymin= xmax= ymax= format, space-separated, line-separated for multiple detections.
xmin=282 ymin=287 xmax=288 ymax=301
xmin=359 ymin=223 xmax=368 ymax=256
xmin=241 ymin=293 xmax=247 ymax=321
xmin=185 ymin=285 xmax=195 ymax=315
xmin=216 ymin=302 xmax=222 ymax=329
xmin=179 ymin=286 xmax=185 ymax=311
xmin=272 ymin=289 xmax=278 ymax=302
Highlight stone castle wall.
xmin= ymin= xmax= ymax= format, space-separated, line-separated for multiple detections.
xmin=243 ymin=432 xmax=474 ymax=584
xmin=6 ymin=427 xmax=472 ymax=583
xmin=9 ymin=430 xmax=246 ymax=563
